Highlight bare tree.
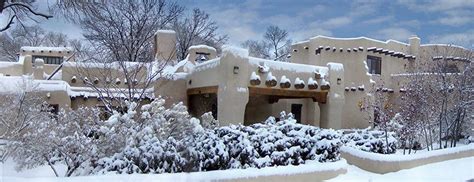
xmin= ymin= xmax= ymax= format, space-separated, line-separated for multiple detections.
xmin=241 ymin=40 xmax=271 ymax=59
xmin=360 ymin=81 xmax=396 ymax=153
xmin=173 ymin=8 xmax=227 ymax=60
xmin=55 ymin=0 xmax=184 ymax=112
xmin=0 ymin=77 xmax=52 ymax=162
xmin=0 ymin=0 xmax=52 ymax=32
xmin=398 ymin=45 xmax=473 ymax=150
xmin=57 ymin=0 xmax=183 ymax=63
xmin=0 ymin=25 xmax=76 ymax=62
xmin=242 ymin=25 xmax=291 ymax=61
xmin=264 ymin=26 xmax=291 ymax=61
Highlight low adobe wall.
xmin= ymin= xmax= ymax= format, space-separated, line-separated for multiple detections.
xmin=214 ymin=159 xmax=347 ymax=182
xmin=341 ymin=144 xmax=474 ymax=174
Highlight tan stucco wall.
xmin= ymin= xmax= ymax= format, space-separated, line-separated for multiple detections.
xmin=1 ymin=34 xmax=471 ymax=130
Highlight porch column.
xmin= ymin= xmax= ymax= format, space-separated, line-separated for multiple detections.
xmin=217 ymin=46 xmax=250 ymax=125
xmin=319 ymin=62 xmax=345 ymax=129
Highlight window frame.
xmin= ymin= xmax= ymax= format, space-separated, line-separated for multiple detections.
xmin=367 ymin=55 xmax=382 ymax=75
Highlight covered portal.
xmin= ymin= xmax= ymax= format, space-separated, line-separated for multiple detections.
xmin=184 ymin=46 xmax=345 ymax=129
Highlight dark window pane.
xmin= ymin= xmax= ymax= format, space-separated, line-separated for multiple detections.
xmin=367 ymin=55 xmax=382 ymax=74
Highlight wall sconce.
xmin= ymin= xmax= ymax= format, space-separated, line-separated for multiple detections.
xmin=337 ymin=78 xmax=342 ymax=85
xmin=233 ymin=66 xmax=239 ymax=74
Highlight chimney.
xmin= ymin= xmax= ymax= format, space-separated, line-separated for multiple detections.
xmin=408 ymin=35 xmax=420 ymax=56
xmin=154 ymin=30 xmax=177 ymax=61
xmin=33 ymin=58 xmax=45 ymax=80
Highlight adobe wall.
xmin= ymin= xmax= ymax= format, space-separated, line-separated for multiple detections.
xmin=221 ymin=167 xmax=346 ymax=182
xmin=291 ymin=36 xmax=419 ymax=129
xmin=341 ymin=145 xmax=474 ymax=174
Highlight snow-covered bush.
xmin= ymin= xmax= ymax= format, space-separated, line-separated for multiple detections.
xmin=9 ymin=95 xmax=343 ymax=176
xmin=342 ymin=129 xmax=398 ymax=154
xmin=86 ymin=112 xmax=343 ymax=175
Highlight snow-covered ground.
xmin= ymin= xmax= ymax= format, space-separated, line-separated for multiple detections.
xmin=2 ymin=157 xmax=473 ymax=182
xmin=328 ymin=157 xmax=474 ymax=182
xmin=1 ymin=159 xmax=347 ymax=182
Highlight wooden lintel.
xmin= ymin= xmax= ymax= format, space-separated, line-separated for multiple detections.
xmin=249 ymin=87 xmax=328 ymax=103
xmin=187 ymin=86 xmax=218 ymax=95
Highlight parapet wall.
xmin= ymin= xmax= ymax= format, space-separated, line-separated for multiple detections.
xmin=341 ymin=145 xmax=474 ymax=174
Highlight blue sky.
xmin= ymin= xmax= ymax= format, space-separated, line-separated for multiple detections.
xmin=178 ymin=0 xmax=474 ymax=48
xmin=1 ymin=0 xmax=473 ymax=48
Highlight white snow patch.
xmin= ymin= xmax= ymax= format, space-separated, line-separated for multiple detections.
xmin=191 ymin=58 xmax=220 ymax=73
xmin=0 ymin=61 xmax=21 ymax=68
xmin=280 ymin=75 xmax=290 ymax=83
xmin=155 ymin=29 xmax=176 ymax=34
xmin=250 ymin=72 xmax=260 ymax=81
xmin=295 ymin=77 xmax=305 ymax=85
xmin=328 ymin=157 xmax=474 ymax=182
xmin=308 ymin=77 xmax=317 ymax=85
xmin=188 ymin=45 xmax=217 ymax=52
xmin=222 ymin=45 xmax=249 ymax=59
xmin=327 ymin=62 xmax=343 ymax=71
xmin=21 ymin=46 xmax=73 ymax=52
xmin=249 ymin=57 xmax=328 ymax=74
xmin=341 ymin=144 xmax=474 ymax=162
xmin=308 ymin=35 xmax=408 ymax=46
xmin=266 ymin=72 xmax=276 ymax=81
xmin=237 ymin=87 xmax=248 ymax=93
xmin=1 ymin=159 xmax=347 ymax=181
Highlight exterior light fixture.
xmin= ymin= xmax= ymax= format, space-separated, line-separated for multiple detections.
xmin=337 ymin=78 xmax=342 ymax=85
xmin=233 ymin=66 xmax=239 ymax=74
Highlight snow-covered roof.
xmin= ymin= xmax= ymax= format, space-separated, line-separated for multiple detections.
xmin=0 ymin=61 xmax=21 ymax=68
xmin=0 ymin=76 xmax=70 ymax=94
xmin=188 ymin=45 xmax=217 ymax=52
xmin=68 ymin=86 xmax=154 ymax=99
xmin=191 ymin=58 xmax=220 ymax=73
xmin=249 ymin=57 xmax=328 ymax=75
xmin=63 ymin=61 xmax=143 ymax=70
xmin=155 ymin=29 xmax=176 ymax=34
xmin=308 ymin=35 xmax=409 ymax=46
xmin=421 ymin=44 xmax=467 ymax=50
xmin=20 ymin=46 xmax=73 ymax=52
xmin=222 ymin=45 xmax=249 ymax=59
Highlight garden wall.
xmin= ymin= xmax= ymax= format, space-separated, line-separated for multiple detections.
xmin=215 ymin=159 xmax=347 ymax=182
xmin=341 ymin=144 xmax=474 ymax=174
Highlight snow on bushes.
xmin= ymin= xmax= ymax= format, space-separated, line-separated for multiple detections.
xmin=86 ymin=109 xmax=343 ymax=175
xmin=341 ymin=129 xmax=398 ymax=154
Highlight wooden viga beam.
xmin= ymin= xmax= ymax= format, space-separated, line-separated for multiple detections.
xmin=248 ymin=87 xmax=328 ymax=103
xmin=187 ymin=86 xmax=218 ymax=95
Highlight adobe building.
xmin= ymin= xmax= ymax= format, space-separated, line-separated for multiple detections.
xmin=0 ymin=30 xmax=471 ymax=129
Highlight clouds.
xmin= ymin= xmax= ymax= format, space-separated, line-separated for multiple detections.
xmin=3 ymin=0 xmax=473 ymax=49
xmin=398 ymin=0 xmax=474 ymax=26
xmin=375 ymin=27 xmax=415 ymax=42
xmin=429 ymin=30 xmax=474 ymax=49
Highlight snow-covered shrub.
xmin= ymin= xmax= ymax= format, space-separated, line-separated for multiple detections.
xmin=91 ymin=137 xmax=187 ymax=174
xmin=86 ymin=112 xmax=343 ymax=175
xmin=9 ymin=106 xmax=106 ymax=177
xmin=342 ymin=129 xmax=397 ymax=154
xmin=200 ymin=112 xmax=219 ymax=129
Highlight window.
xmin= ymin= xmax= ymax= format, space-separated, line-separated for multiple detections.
xmin=195 ymin=52 xmax=210 ymax=63
xmin=367 ymin=55 xmax=381 ymax=75
xmin=445 ymin=64 xmax=460 ymax=73
xmin=32 ymin=56 xmax=64 ymax=65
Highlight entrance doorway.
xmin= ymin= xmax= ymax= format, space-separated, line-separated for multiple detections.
xmin=291 ymin=104 xmax=302 ymax=123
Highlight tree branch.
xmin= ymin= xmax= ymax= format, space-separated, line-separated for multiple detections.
xmin=3 ymin=2 xmax=53 ymax=19
xmin=0 ymin=15 xmax=15 ymax=32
